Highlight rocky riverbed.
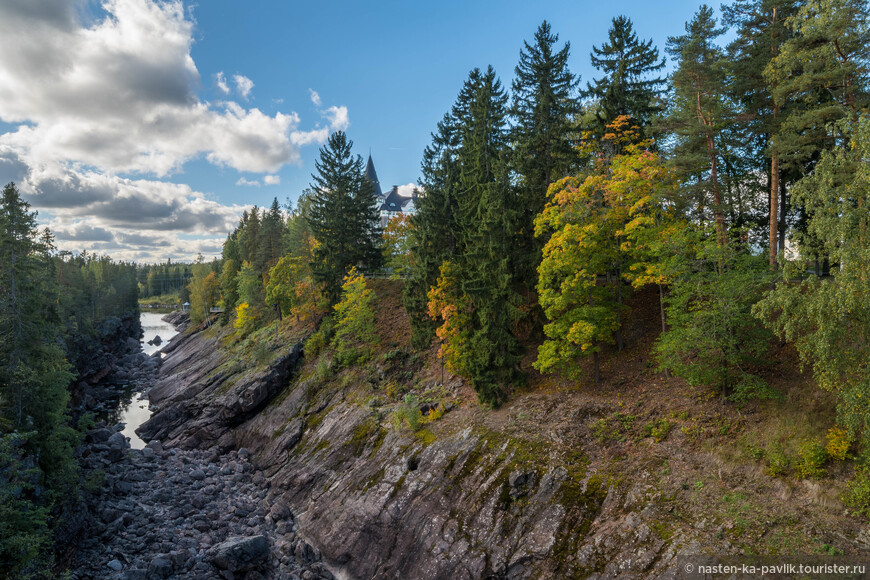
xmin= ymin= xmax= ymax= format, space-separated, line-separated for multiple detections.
xmin=70 ymin=316 xmax=332 ymax=580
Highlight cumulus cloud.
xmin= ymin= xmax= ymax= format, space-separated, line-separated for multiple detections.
xmin=324 ymin=105 xmax=350 ymax=131
xmin=396 ymin=183 xmax=419 ymax=197
xmin=233 ymin=74 xmax=254 ymax=100
xmin=0 ymin=0 xmax=345 ymax=178
xmin=263 ymin=175 xmax=280 ymax=185
xmin=309 ymin=89 xmax=321 ymax=107
xmin=215 ymin=71 xmax=230 ymax=94
xmin=236 ymin=177 xmax=260 ymax=187
xmin=0 ymin=0 xmax=351 ymax=261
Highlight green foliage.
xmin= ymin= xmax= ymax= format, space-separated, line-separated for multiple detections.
xmin=655 ymin=238 xmax=776 ymax=401
xmin=591 ymin=412 xmax=637 ymax=443
xmin=393 ymin=394 xmax=423 ymax=431
xmin=510 ymin=20 xmax=580 ymax=285
xmin=187 ymin=260 xmax=220 ymax=324
xmin=307 ymin=131 xmax=383 ymax=304
xmin=0 ymin=433 xmax=52 ymax=579
xmin=265 ymin=255 xmax=319 ymax=320
xmin=331 ymin=268 xmax=378 ymax=366
xmin=584 ymin=15 xmax=666 ymax=138
xmin=643 ymin=419 xmax=672 ymax=442
xmin=755 ymin=118 xmax=870 ymax=445
xmin=765 ymin=442 xmax=790 ymax=476
xmin=795 ymin=440 xmax=828 ymax=479
xmin=844 ymin=466 xmax=870 ymax=519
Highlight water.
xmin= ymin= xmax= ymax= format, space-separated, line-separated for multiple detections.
xmin=117 ymin=312 xmax=179 ymax=449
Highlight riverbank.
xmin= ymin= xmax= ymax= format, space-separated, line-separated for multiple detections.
xmin=70 ymin=313 xmax=331 ymax=579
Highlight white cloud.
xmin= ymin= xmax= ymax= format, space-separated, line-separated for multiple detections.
xmin=0 ymin=0 xmax=342 ymax=177
xmin=324 ymin=105 xmax=350 ymax=131
xmin=396 ymin=183 xmax=419 ymax=197
xmin=236 ymin=177 xmax=260 ymax=187
xmin=215 ymin=71 xmax=230 ymax=94
xmin=263 ymin=175 xmax=280 ymax=185
xmin=0 ymin=0 xmax=349 ymax=261
xmin=309 ymin=89 xmax=321 ymax=107
xmin=233 ymin=74 xmax=254 ymax=100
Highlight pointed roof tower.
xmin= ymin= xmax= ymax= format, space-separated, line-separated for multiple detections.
xmin=364 ymin=153 xmax=382 ymax=197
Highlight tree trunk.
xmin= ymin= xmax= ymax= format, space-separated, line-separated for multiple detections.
xmin=593 ymin=350 xmax=600 ymax=386
xmin=615 ymin=267 xmax=623 ymax=352
xmin=769 ymin=136 xmax=780 ymax=269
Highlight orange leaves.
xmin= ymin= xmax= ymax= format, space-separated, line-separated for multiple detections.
xmin=426 ymin=261 xmax=472 ymax=376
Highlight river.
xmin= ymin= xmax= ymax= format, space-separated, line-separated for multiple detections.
xmin=117 ymin=312 xmax=178 ymax=449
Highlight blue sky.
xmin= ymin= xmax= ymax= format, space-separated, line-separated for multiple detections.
xmin=0 ymin=0 xmax=718 ymax=262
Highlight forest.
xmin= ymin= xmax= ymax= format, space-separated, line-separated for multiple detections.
xmin=3 ymin=0 xmax=870 ymax=575
xmin=193 ymin=0 xmax=870 ymax=523
xmin=0 ymin=184 xmax=140 ymax=576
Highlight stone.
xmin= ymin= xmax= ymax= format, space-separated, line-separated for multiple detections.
xmin=107 ymin=558 xmax=123 ymax=571
xmin=147 ymin=556 xmax=173 ymax=578
xmin=141 ymin=447 xmax=155 ymax=459
xmin=190 ymin=469 xmax=206 ymax=481
xmin=206 ymin=535 xmax=269 ymax=572
xmin=108 ymin=432 xmax=128 ymax=449
xmin=152 ymin=335 xmax=163 ymax=346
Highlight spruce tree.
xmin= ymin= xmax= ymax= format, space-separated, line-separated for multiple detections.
xmin=307 ymin=131 xmax=382 ymax=303
xmin=404 ymin=111 xmax=463 ymax=349
xmin=510 ymin=20 xmax=580 ymax=291
xmin=584 ymin=15 xmax=667 ymax=138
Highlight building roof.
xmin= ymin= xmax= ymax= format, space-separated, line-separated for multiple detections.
xmin=379 ymin=186 xmax=417 ymax=213
xmin=364 ymin=154 xmax=382 ymax=197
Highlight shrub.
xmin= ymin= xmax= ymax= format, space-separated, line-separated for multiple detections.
xmin=844 ymin=467 xmax=870 ymax=519
xmin=766 ymin=442 xmax=790 ymax=477
xmin=331 ymin=269 xmax=378 ymax=366
xmin=393 ymin=394 xmax=422 ymax=431
xmin=795 ymin=440 xmax=827 ymax=479
xmin=642 ymin=419 xmax=672 ymax=442
xmin=826 ymin=427 xmax=851 ymax=461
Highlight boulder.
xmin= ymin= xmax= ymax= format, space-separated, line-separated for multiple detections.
xmin=152 ymin=335 xmax=163 ymax=346
xmin=206 ymin=535 xmax=269 ymax=572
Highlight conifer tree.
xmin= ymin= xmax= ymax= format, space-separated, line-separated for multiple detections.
xmin=666 ymin=5 xmax=733 ymax=248
xmin=584 ymin=16 xmax=667 ymax=137
xmin=724 ymin=0 xmax=800 ymax=266
xmin=404 ymin=110 xmax=462 ymax=349
xmin=766 ymin=0 xmax=870 ymax=164
xmin=510 ymin=21 xmax=580 ymax=285
xmin=307 ymin=131 xmax=382 ymax=303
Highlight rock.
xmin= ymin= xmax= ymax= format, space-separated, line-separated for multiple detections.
xmin=107 ymin=559 xmax=123 ymax=571
xmin=88 ymin=428 xmax=114 ymax=443
xmin=147 ymin=556 xmax=173 ymax=578
xmin=108 ymin=432 xmax=128 ymax=449
xmin=206 ymin=536 xmax=269 ymax=572
xmin=190 ymin=469 xmax=206 ymax=481
xmin=141 ymin=447 xmax=155 ymax=459
xmin=152 ymin=335 xmax=163 ymax=346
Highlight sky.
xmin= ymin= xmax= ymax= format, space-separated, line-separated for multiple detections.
xmin=0 ymin=0 xmax=718 ymax=263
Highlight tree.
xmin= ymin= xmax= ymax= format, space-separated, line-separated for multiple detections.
xmin=306 ymin=131 xmax=382 ymax=303
xmin=584 ymin=16 xmax=667 ymax=138
xmin=331 ymin=268 xmax=378 ymax=366
xmin=767 ymin=0 xmax=870 ymax=164
xmin=656 ymin=237 xmax=776 ymax=402
xmin=666 ymin=5 xmax=734 ymax=249
xmin=265 ymin=255 xmax=319 ymax=321
xmin=511 ymin=21 xmax=580 ymax=285
xmin=532 ymin=119 xmax=677 ymax=382
xmin=755 ymin=118 xmax=870 ymax=444
xmin=404 ymin=111 xmax=462 ymax=349
xmin=724 ymin=0 xmax=800 ymax=266
xmin=382 ymin=213 xmax=413 ymax=278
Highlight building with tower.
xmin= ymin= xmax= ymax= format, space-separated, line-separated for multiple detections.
xmin=364 ymin=154 xmax=418 ymax=226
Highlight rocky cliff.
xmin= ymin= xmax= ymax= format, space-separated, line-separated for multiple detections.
xmin=140 ymin=285 xmax=870 ymax=579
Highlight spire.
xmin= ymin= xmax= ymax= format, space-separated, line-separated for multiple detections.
xmin=364 ymin=153 xmax=382 ymax=197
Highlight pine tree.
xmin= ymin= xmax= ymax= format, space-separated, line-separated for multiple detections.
xmin=510 ymin=21 xmax=580 ymax=287
xmin=584 ymin=16 xmax=667 ymax=138
xmin=666 ymin=5 xmax=733 ymax=248
xmin=767 ymin=0 xmax=870 ymax=164
xmin=724 ymin=0 xmax=800 ymax=266
xmin=307 ymin=131 xmax=382 ymax=303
